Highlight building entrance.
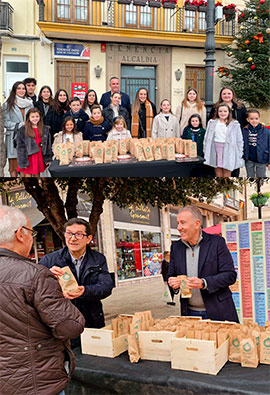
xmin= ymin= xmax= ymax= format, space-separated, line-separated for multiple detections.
xmin=121 ymin=65 xmax=156 ymax=105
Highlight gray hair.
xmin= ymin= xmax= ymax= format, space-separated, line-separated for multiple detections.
xmin=0 ymin=206 xmax=28 ymax=244
xmin=178 ymin=206 xmax=203 ymax=225
xmin=109 ymin=76 xmax=120 ymax=83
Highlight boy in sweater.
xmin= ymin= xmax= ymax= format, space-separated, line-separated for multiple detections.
xmin=62 ymin=96 xmax=89 ymax=133
xmin=242 ymin=110 xmax=270 ymax=177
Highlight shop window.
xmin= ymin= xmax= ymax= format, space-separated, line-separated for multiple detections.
xmin=56 ymin=0 xmax=88 ymax=23
xmin=141 ymin=231 xmax=162 ymax=277
xmin=185 ymin=66 xmax=205 ymax=101
xmin=115 ymin=229 xmax=141 ymax=280
xmin=125 ymin=4 xmax=153 ymax=29
xmin=184 ymin=10 xmax=206 ymax=33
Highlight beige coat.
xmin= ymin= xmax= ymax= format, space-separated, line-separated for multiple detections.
xmin=175 ymin=102 xmax=206 ymax=135
xmin=52 ymin=131 xmax=83 ymax=158
xmin=151 ymin=113 xmax=180 ymax=140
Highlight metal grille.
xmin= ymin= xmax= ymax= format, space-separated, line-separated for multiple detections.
xmin=57 ymin=61 xmax=88 ymax=97
xmin=121 ymin=77 xmax=156 ymax=104
xmin=185 ymin=66 xmax=205 ymax=101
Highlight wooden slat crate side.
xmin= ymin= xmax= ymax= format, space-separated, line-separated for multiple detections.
xmin=171 ymin=338 xmax=229 ymax=375
xmin=112 ymin=334 xmax=129 ymax=357
xmin=138 ymin=331 xmax=177 ymax=362
xmin=81 ymin=328 xmax=115 ymax=357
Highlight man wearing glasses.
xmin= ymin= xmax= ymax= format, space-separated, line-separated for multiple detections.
xmin=39 ymin=218 xmax=114 ymax=329
xmin=0 ymin=206 xmax=85 ymax=395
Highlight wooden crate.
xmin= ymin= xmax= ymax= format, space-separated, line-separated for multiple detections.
xmin=171 ymin=338 xmax=229 ymax=375
xmin=138 ymin=331 xmax=177 ymax=361
xmin=81 ymin=325 xmax=128 ymax=358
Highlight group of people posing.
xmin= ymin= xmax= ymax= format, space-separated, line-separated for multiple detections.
xmin=3 ymin=76 xmax=270 ymax=178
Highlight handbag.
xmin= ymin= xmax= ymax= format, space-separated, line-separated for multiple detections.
xmin=13 ymin=123 xmax=20 ymax=149
xmin=162 ymin=283 xmax=173 ymax=303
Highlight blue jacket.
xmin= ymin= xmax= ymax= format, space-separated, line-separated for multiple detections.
xmin=242 ymin=124 xmax=270 ymax=164
xmin=62 ymin=109 xmax=89 ymax=133
xmin=100 ymin=91 xmax=131 ymax=115
xmin=83 ymin=120 xmax=111 ymax=142
xmin=39 ymin=246 xmax=114 ymax=328
xmin=168 ymin=231 xmax=239 ymax=322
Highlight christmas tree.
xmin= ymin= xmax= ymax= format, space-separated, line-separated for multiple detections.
xmin=217 ymin=0 xmax=270 ymax=108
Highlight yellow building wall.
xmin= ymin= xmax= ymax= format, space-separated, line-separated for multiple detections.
xmin=9 ymin=0 xmax=37 ymax=36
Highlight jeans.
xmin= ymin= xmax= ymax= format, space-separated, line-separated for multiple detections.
xmin=245 ymin=160 xmax=266 ymax=177
xmin=187 ymin=309 xmax=208 ymax=319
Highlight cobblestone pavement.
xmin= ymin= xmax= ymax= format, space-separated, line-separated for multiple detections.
xmin=103 ymin=275 xmax=180 ymax=324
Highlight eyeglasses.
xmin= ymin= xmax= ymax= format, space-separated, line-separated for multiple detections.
xmin=15 ymin=226 xmax=38 ymax=238
xmin=64 ymin=231 xmax=88 ymax=240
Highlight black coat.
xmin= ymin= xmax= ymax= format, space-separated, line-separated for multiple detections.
xmin=62 ymin=109 xmax=89 ymax=133
xmin=100 ymin=91 xmax=131 ymax=115
xmin=39 ymin=246 xmax=114 ymax=328
xmin=16 ymin=125 xmax=52 ymax=169
xmin=34 ymin=100 xmax=55 ymax=130
xmin=168 ymin=231 xmax=239 ymax=322
xmin=83 ymin=120 xmax=111 ymax=142
xmin=209 ymin=102 xmax=248 ymax=129
xmin=102 ymin=105 xmax=131 ymax=130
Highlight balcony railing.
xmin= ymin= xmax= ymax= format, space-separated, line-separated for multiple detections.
xmin=0 ymin=2 xmax=14 ymax=33
xmin=41 ymin=1 xmax=236 ymax=37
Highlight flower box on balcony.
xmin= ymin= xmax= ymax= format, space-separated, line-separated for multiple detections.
xmin=93 ymin=0 xmax=106 ymax=2
xmin=223 ymin=8 xmax=235 ymax=15
xmin=184 ymin=5 xmax=198 ymax=11
xmin=118 ymin=0 xmax=132 ymax=4
xmin=163 ymin=2 xmax=176 ymax=9
xmin=149 ymin=0 xmax=162 ymax=7
xmin=198 ymin=5 xmax=207 ymax=12
xmin=133 ymin=0 xmax=147 ymax=6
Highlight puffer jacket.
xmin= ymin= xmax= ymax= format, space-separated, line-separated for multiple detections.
xmin=39 ymin=246 xmax=114 ymax=328
xmin=0 ymin=248 xmax=85 ymax=395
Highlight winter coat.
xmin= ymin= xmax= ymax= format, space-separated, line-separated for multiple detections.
xmin=242 ymin=124 xmax=270 ymax=164
xmin=3 ymin=101 xmax=33 ymax=159
xmin=203 ymin=119 xmax=244 ymax=171
xmin=151 ymin=113 xmax=180 ymax=140
xmin=107 ymin=127 xmax=132 ymax=141
xmin=209 ymin=102 xmax=248 ymax=129
xmin=34 ymin=100 xmax=55 ymax=129
xmin=39 ymin=246 xmax=114 ymax=328
xmin=62 ymin=109 xmax=89 ymax=133
xmin=0 ymin=248 xmax=85 ymax=395
xmin=50 ymin=108 xmax=67 ymax=138
xmin=83 ymin=119 xmax=111 ymax=142
xmin=100 ymin=91 xmax=131 ymax=115
xmin=16 ymin=125 xmax=53 ymax=169
xmin=52 ymin=131 xmax=83 ymax=158
xmin=167 ymin=232 xmax=239 ymax=322
xmin=102 ymin=105 xmax=131 ymax=130
xmin=182 ymin=126 xmax=206 ymax=158
xmin=175 ymin=102 xmax=206 ymax=135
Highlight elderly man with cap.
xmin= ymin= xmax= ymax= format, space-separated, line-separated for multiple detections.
xmin=168 ymin=205 xmax=239 ymax=322
xmin=0 ymin=205 xmax=85 ymax=395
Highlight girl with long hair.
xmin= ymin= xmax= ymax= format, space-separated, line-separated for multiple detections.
xmin=151 ymin=99 xmax=180 ymax=140
xmin=182 ymin=114 xmax=206 ymax=158
xmin=131 ymin=87 xmax=157 ymax=138
xmin=16 ymin=108 xmax=52 ymax=177
xmin=52 ymin=116 xmax=83 ymax=158
xmin=176 ymin=88 xmax=206 ymax=135
xmin=82 ymin=89 xmax=99 ymax=117
xmin=203 ymin=103 xmax=243 ymax=177
xmin=51 ymin=89 xmax=70 ymax=136
xmin=107 ymin=116 xmax=131 ymax=141
xmin=3 ymin=81 xmax=33 ymax=176
xmin=34 ymin=85 xmax=55 ymax=130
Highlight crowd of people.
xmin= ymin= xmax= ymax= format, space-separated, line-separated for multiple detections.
xmin=3 ymin=76 xmax=270 ymax=178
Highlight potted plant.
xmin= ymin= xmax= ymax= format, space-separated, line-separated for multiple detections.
xmin=198 ymin=0 xmax=207 ymax=12
xmin=184 ymin=0 xmax=198 ymax=11
xmin=250 ymin=192 xmax=270 ymax=207
xmin=149 ymin=0 xmax=162 ymax=7
xmin=223 ymin=3 xmax=236 ymax=21
xmin=118 ymin=0 xmax=132 ymax=4
xmin=162 ymin=0 xmax=177 ymax=9
xmin=133 ymin=0 xmax=147 ymax=5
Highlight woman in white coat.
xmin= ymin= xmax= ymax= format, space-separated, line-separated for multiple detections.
xmin=151 ymin=99 xmax=180 ymax=140
xmin=3 ymin=81 xmax=33 ymax=176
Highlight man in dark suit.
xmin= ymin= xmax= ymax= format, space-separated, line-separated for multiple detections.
xmin=168 ymin=206 xmax=238 ymax=322
xmin=100 ymin=76 xmax=131 ymax=114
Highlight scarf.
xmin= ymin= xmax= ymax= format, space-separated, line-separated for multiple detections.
xmin=15 ymin=95 xmax=33 ymax=109
xmin=89 ymin=116 xmax=104 ymax=125
xmin=131 ymin=100 xmax=153 ymax=138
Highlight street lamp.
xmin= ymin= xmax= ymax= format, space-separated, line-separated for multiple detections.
xmin=204 ymin=0 xmax=216 ymax=120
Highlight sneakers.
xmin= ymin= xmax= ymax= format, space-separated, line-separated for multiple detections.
xmin=167 ymin=302 xmax=176 ymax=306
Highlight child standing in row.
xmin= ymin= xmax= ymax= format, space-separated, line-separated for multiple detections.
xmin=182 ymin=114 xmax=205 ymax=158
xmin=151 ymin=99 xmax=180 ymax=140
xmin=203 ymin=103 xmax=243 ymax=177
xmin=83 ymin=105 xmax=111 ymax=142
xmin=107 ymin=116 xmax=131 ymax=141
xmin=62 ymin=96 xmax=89 ymax=133
xmin=17 ymin=108 xmax=52 ymax=177
xmin=242 ymin=109 xmax=270 ymax=177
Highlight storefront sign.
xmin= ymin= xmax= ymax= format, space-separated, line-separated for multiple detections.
xmin=113 ymin=204 xmax=160 ymax=226
xmin=71 ymin=83 xmax=88 ymax=102
xmin=7 ymin=190 xmax=37 ymax=210
xmin=54 ymin=43 xmax=90 ymax=58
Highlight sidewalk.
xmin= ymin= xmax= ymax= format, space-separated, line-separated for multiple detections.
xmin=103 ymin=275 xmax=180 ymax=323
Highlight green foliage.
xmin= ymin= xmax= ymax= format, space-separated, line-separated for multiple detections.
xmin=217 ymin=0 xmax=270 ymax=108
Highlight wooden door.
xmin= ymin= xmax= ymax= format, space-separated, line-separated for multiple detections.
xmin=56 ymin=61 xmax=88 ymax=97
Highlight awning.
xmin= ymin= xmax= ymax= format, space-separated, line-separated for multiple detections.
xmin=23 ymin=207 xmax=45 ymax=227
xmin=202 ymin=223 xmax=222 ymax=235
